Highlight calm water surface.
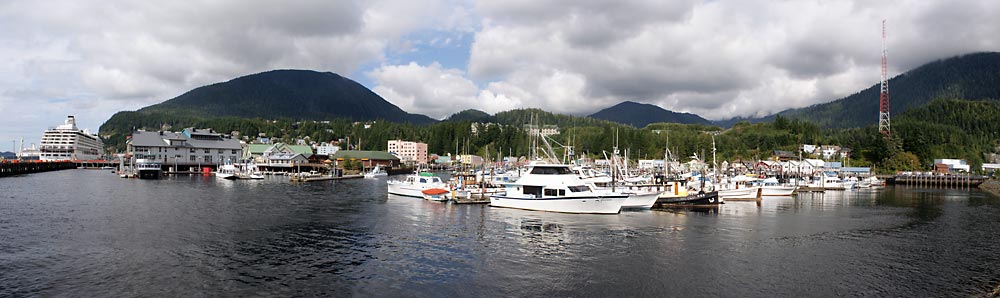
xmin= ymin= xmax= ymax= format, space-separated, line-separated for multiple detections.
xmin=2 ymin=169 xmax=999 ymax=297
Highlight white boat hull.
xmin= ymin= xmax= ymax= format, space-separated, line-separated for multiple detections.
xmin=621 ymin=192 xmax=659 ymax=209
xmin=761 ymin=186 xmax=795 ymax=196
xmin=387 ymin=182 xmax=446 ymax=198
xmin=489 ymin=195 xmax=626 ymax=214
xmin=718 ymin=187 xmax=758 ymax=200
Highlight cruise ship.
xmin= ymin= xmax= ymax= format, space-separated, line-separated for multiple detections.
xmin=39 ymin=116 xmax=105 ymax=161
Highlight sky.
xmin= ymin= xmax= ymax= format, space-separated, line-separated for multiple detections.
xmin=1 ymin=0 xmax=998 ymax=150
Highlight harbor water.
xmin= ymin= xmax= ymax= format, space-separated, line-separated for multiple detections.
xmin=2 ymin=170 xmax=999 ymax=297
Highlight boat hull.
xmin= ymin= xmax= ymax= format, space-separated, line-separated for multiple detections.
xmin=718 ymin=187 xmax=759 ymax=200
xmin=761 ymin=186 xmax=795 ymax=196
xmin=387 ymin=182 xmax=446 ymax=198
xmin=621 ymin=192 xmax=659 ymax=209
xmin=655 ymin=191 xmax=721 ymax=207
xmin=489 ymin=195 xmax=627 ymax=214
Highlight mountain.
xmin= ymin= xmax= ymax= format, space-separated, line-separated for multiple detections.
xmin=0 ymin=151 xmax=16 ymax=159
xmin=776 ymin=52 xmax=1000 ymax=128
xmin=446 ymin=109 xmax=494 ymax=122
xmin=133 ymin=69 xmax=435 ymax=124
xmin=588 ymin=101 xmax=712 ymax=128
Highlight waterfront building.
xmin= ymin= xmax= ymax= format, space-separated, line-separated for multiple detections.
xmin=266 ymin=153 xmax=309 ymax=167
xmin=934 ymin=159 xmax=970 ymax=172
xmin=128 ymin=128 xmax=242 ymax=166
xmin=39 ymin=116 xmax=104 ymax=161
xmin=387 ymin=140 xmax=428 ymax=165
xmin=330 ymin=150 xmax=399 ymax=168
xmin=457 ymin=154 xmax=485 ymax=166
xmin=244 ymin=143 xmax=314 ymax=163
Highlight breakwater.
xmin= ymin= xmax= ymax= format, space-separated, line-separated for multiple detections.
xmin=0 ymin=160 xmax=77 ymax=177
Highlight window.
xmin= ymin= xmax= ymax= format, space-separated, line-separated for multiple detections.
xmin=419 ymin=178 xmax=427 ymax=183
xmin=190 ymin=149 xmax=195 ymax=153
xmin=523 ymin=186 xmax=543 ymax=197
xmin=204 ymin=156 xmax=212 ymax=163
xmin=530 ymin=166 xmax=572 ymax=175
xmin=544 ymin=189 xmax=559 ymax=197
xmin=568 ymin=185 xmax=590 ymax=192
xmin=232 ymin=150 xmax=238 ymax=154
xmin=190 ymin=155 xmax=196 ymax=161
xmin=204 ymin=149 xmax=210 ymax=153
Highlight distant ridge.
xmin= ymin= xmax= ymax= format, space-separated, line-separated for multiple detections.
xmin=446 ymin=109 xmax=495 ymax=122
xmin=773 ymin=52 xmax=1000 ymax=128
xmin=133 ymin=69 xmax=435 ymax=124
xmin=588 ymin=101 xmax=712 ymax=128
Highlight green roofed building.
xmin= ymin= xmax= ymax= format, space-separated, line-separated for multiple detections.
xmin=330 ymin=150 xmax=399 ymax=168
xmin=244 ymin=143 xmax=314 ymax=163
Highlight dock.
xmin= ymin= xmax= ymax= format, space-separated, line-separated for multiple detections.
xmin=291 ymin=174 xmax=364 ymax=182
xmin=452 ymin=193 xmax=491 ymax=204
xmin=891 ymin=174 xmax=985 ymax=188
xmin=1 ymin=160 xmax=77 ymax=177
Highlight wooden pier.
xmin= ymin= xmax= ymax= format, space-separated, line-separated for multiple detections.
xmin=891 ymin=174 xmax=985 ymax=189
xmin=0 ymin=160 xmax=77 ymax=177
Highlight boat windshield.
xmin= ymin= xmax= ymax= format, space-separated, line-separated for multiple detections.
xmin=530 ymin=166 xmax=573 ymax=175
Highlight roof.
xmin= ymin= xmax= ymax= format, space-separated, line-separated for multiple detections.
xmin=130 ymin=130 xmax=241 ymax=150
xmin=331 ymin=150 xmax=399 ymax=161
xmin=248 ymin=143 xmax=314 ymax=156
xmin=267 ymin=153 xmax=307 ymax=161
xmin=247 ymin=144 xmax=272 ymax=154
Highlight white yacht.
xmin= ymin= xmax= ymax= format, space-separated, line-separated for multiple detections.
xmin=490 ymin=163 xmax=628 ymax=214
xmin=364 ymin=165 xmax=388 ymax=178
xmin=758 ymin=177 xmax=796 ymax=196
xmin=387 ymin=172 xmax=448 ymax=198
xmin=39 ymin=116 xmax=104 ymax=161
xmin=135 ymin=159 xmax=162 ymax=179
xmin=216 ymin=162 xmax=239 ymax=180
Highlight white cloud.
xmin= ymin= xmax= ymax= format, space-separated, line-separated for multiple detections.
xmin=2 ymin=0 xmax=999 ymax=146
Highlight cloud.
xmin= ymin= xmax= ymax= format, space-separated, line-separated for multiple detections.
xmin=2 ymin=0 xmax=1000 ymax=145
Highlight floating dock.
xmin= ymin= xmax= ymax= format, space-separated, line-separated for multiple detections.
xmin=291 ymin=174 xmax=364 ymax=182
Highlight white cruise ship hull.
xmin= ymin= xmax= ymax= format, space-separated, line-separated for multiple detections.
xmin=489 ymin=195 xmax=627 ymax=214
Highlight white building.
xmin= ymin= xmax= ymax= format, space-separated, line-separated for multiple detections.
xmin=387 ymin=140 xmax=428 ymax=164
xmin=935 ymin=159 xmax=970 ymax=172
xmin=820 ymin=145 xmax=841 ymax=160
xmin=315 ymin=143 xmax=341 ymax=156
xmin=523 ymin=124 xmax=559 ymax=137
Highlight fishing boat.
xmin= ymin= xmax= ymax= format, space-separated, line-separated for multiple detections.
xmin=387 ymin=172 xmax=448 ymax=198
xmin=216 ymin=162 xmax=239 ymax=180
xmin=655 ymin=190 xmax=721 ymax=207
xmin=489 ymin=163 xmax=628 ymax=214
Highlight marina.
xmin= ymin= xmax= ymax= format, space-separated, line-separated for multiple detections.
xmin=2 ymin=169 xmax=999 ymax=297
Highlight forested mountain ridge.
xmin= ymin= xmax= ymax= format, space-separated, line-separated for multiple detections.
xmin=588 ymin=101 xmax=712 ymax=128
xmin=775 ymin=52 xmax=1000 ymax=128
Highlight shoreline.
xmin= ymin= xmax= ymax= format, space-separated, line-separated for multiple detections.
xmin=977 ymin=179 xmax=1000 ymax=198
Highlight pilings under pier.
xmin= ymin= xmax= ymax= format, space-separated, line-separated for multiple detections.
xmin=0 ymin=160 xmax=77 ymax=177
xmin=892 ymin=174 xmax=986 ymax=189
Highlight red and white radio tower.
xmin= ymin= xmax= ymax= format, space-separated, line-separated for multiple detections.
xmin=878 ymin=19 xmax=891 ymax=138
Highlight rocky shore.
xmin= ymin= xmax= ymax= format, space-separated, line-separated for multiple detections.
xmin=978 ymin=179 xmax=1000 ymax=198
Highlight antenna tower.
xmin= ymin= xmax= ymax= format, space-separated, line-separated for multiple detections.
xmin=878 ymin=19 xmax=891 ymax=138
